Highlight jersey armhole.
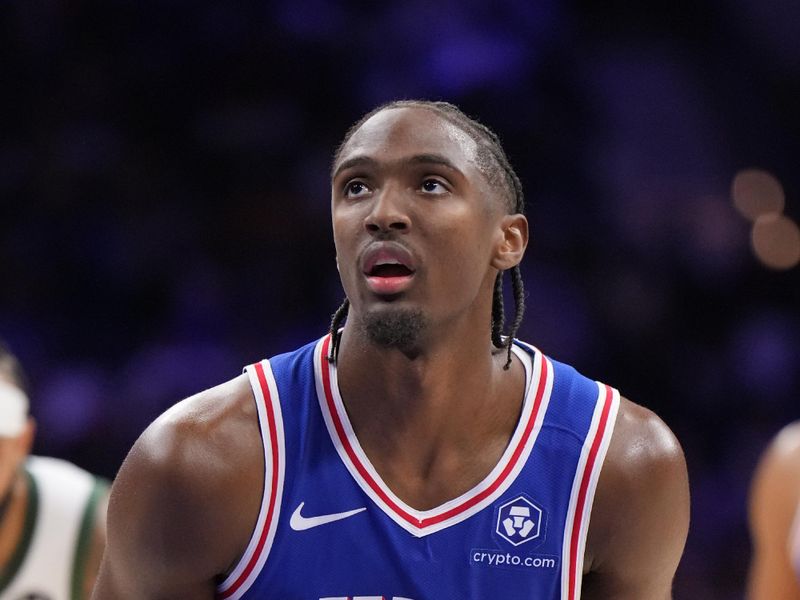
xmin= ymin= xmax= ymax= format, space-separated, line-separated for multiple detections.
xmin=560 ymin=382 xmax=620 ymax=600
xmin=216 ymin=360 xmax=286 ymax=600
xmin=70 ymin=477 xmax=109 ymax=600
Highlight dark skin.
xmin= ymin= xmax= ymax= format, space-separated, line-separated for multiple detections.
xmin=93 ymin=107 xmax=690 ymax=598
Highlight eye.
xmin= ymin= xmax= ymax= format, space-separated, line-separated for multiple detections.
xmin=344 ymin=180 xmax=371 ymax=198
xmin=420 ymin=178 xmax=448 ymax=195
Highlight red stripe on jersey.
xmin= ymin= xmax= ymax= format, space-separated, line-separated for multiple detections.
xmin=567 ymin=384 xmax=614 ymax=600
xmin=319 ymin=334 xmax=548 ymax=530
xmin=219 ymin=362 xmax=280 ymax=598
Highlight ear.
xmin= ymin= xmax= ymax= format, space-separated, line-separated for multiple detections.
xmin=491 ymin=214 xmax=528 ymax=271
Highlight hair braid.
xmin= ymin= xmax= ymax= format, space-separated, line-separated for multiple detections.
xmin=503 ymin=265 xmax=526 ymax=369
xmin=328 ymin=298 xmax=349 ymax=363
xmin=491 ymin=273 xmax=505 ymax=348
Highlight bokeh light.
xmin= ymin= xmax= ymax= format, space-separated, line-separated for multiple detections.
xmin=732 ymin=168 xmax=785 ymax=222
xmin=751 ymin=213 xmax=800 ymax=270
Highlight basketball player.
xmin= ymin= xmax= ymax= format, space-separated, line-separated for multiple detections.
xmin=748 ymin=422 xmax=800 ymax=599
xmin=0 ymin=342 xmax=108 ymax=599
xmin=93 ymin=101 xmax=690 ymax=599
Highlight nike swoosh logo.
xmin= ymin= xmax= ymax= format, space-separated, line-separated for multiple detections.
xmin=289 ymin=502 xmax=367 ymax=531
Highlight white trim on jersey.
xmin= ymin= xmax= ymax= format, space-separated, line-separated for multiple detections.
xmin=560 ymin=383 xmax=620 ymax=600
xmin=217 ymin=360 xmax=286 ymax=600
xmin=314 ymin=335 xmax=555 ymax=538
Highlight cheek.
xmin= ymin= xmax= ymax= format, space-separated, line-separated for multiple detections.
xmin=0 ymin=443 xmax=22 ymax=495
xmin=331 ymin=213 xmax=363 ymax=294
xmin=331 ymin=207 xmax=362 ymax=252
xmin=427 ymin=212 xmax=496 ymax=269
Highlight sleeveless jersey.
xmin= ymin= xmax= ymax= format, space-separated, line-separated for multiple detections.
xmin=217 ymin=335 xmax=620 ymax=600
xmin=0 ymin=456 xmax=107 ymax=600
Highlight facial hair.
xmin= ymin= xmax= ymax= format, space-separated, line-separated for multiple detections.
xmin=362 ymin=308 xmax=426 ymax=350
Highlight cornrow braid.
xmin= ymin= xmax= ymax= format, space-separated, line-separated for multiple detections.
xmin=506 ymin=265 xmax=525 ymax=369
xmin=329 ymin=100 xmax=527 ymax=368
xmin=491 ymin=273 xmax=505 ymax=348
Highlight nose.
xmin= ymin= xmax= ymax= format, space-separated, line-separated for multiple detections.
xmin=364 ymin=187 xmax=411 ymax=234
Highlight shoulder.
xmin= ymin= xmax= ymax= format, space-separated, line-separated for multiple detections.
xmin=583 ymin=396 xmax=689 ymax=595
xmin=749 ymin=420 xmax=800 ymax=533
xmin=754 ymin=422 xmax=800 ymax=486
xmin=27 ymin=455 xmax=95 ymax=484
xmin=589 ymin=396 xmax=689 ymax=545
xmin=747 ymin=422 xmax=800 ymax=599
xmin=102 ymin=373 xmax=264 ymax=590
xmin=26 ymin=455 xmax=107 ymax=520
xmin=602 ymin=397 xmax=686 ymax=482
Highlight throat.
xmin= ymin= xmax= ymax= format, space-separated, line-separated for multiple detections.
xmin=369 ymin=433 xmax=516 ymax=511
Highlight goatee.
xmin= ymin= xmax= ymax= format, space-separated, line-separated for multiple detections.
xmin=362 ymin=308 xmax=426 ymax=350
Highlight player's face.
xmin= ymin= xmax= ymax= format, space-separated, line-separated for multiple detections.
xmin=0 ymin=375 xmax=32 ymax=499
xmin=331 ymin=107 xmax=520 ymax=341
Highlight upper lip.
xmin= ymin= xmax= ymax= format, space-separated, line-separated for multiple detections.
xmin=361 ymin=242 xmax=418 ymax=275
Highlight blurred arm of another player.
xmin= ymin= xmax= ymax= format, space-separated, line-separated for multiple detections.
xmin=580 ymin=397 xmax=691 ymax=600
xmin=747 ymin=422 xmax=800 ymax=600
xmin=91 ymin=374 xmax=264 ymax=599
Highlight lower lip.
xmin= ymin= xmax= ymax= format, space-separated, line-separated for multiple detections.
xmin=365 ymin=274 xmax=415 ymax=295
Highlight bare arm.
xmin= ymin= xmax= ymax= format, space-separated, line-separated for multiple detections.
xmin=747 ymin=422 xmax=800 ymax=600
xmin=92 ymin=375 xmax=263 ymax=599
xmin=582 ymin=398 xmax=690 ymax=600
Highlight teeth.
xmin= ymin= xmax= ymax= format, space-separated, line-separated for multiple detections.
xmin=376 ymin=259 xmax=401 ymax=266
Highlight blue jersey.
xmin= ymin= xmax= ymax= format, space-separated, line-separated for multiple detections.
xmin=217 ymin=335 xmax=619 ymax=600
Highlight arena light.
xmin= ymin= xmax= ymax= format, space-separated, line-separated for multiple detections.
xmin=750 ymin=213 xmax=800 ymax=270
xmin=732 ymin=168 xmax=785 ymax=222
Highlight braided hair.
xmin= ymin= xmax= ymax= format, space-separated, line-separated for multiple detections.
xmin=328 ymin=100 xmax=526 ymax=369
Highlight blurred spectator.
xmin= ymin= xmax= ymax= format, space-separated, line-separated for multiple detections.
xmin=0 ymin=341 xmax=108 ymax=599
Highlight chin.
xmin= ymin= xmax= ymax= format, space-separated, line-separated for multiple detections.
xmin=361 ymin=306 xmax=427 ymax=350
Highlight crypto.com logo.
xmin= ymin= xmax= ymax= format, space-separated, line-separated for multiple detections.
xmin=496 ymin=496 xmax=542 ymax=546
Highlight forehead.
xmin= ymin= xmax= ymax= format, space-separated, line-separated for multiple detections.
xmin=336 ymin=107 xmax=481 ymax=173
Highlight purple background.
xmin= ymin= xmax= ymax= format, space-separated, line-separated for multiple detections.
xmin=2 ymin=1 xmax=799 ymax=597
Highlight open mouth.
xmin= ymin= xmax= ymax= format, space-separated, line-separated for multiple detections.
xmin=362 ymin=245 xmax=417 ymax=296
xmin=367 ymin=263 xmax=415 ymax=278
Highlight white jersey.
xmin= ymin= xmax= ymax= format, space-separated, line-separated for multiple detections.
xmin=0 ymin=456 xmax=105 ymax=600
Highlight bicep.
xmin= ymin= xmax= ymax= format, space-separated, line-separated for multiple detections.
xmin=92 ymin=430 xmax=221 ymax=598
xmin=582 ymin=401 xmax=690 ymax=600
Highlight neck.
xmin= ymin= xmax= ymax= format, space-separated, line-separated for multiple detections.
xmin=334 ymin=321 xmax=526 ymax=509
xmin=336 ymin=319 xmax=523 ymax=452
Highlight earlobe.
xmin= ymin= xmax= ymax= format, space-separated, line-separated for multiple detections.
xmin=491 ymin=214 xmax=529 ymax=271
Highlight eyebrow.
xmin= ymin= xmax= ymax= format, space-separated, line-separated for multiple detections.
xmin=332 ymin=153 xmax=462 ymax=180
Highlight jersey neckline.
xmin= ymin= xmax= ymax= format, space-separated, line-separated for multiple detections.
xmin=314 ymin=334 xmax=554 ymax=537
